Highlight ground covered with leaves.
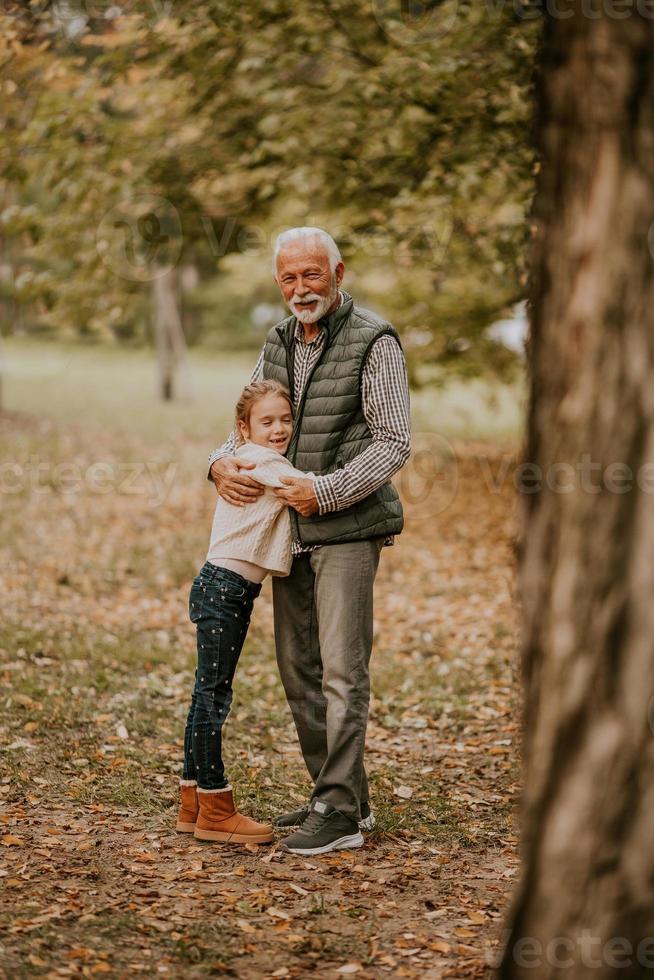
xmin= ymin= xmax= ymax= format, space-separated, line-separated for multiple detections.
xmin=1 ymin=411 xmax=522 ymax=979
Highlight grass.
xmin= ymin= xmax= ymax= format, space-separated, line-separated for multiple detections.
xmin=0 ymin=336 xmax=247 ymax=442
xmin=1 ymin=335 xmax=525 ymax=442
xmin=0 ymin=604 xmax=508 ymax=844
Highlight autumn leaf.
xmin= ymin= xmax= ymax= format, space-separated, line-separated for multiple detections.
xmin=429 ymin=941 xmax=451 ymax=953
xmin=132 ymin=851 xmax=157 ymax=863
xmin=394 ymin=785 xmax=414 ymax=800
xmin=467 ymin=910 xmax=486 ymax=924
xmin=267 ymin=907 xmax=291 ymax=921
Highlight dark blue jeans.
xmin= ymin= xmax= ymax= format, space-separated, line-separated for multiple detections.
xmin=182 ymin=561 xmax=262 ymax=790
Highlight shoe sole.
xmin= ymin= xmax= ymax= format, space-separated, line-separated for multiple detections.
xmin=194 ymin=828 xmax=274 ymax=844
xmin=282 ymin=831 xmax=364 ymax=856
xmin=176 ymin=820 xmax=196 ymax=833
xmin=276 ymin=813 xmax=375 ymax=831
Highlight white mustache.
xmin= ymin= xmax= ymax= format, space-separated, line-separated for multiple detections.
xmin=290 ymin=293 xmax=322 ymax=305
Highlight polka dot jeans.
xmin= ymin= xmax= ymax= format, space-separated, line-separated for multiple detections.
xmin=182 ymin=561 xmax=262 ymax=789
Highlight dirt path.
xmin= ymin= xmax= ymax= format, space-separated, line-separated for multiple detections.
xmin=0 ymin=414 xmax=522 ymax=978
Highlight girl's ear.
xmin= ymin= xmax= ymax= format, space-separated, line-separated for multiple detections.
xmin=237 ymin=419 xmax=248 ymax=441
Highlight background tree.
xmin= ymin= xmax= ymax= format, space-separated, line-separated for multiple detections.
xmin=499 ymin=9 xmax=654 ymax=979
xmin=0 ymin=0 xmax=539 ymax=402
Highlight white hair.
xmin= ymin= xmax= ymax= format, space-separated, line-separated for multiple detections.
xmin=272 ymin=226 xmax=342 ymax=275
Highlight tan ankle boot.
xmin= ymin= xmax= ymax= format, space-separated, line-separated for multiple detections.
xmin=194 ymin=787 xmax=273 ymax=844
xmin=176 ymin=781 xmax=199 ymax=833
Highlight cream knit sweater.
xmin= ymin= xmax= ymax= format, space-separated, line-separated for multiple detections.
xmin=206 ymin=440 xmax=316 ymax=577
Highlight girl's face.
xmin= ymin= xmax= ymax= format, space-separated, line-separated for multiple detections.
xmin=238 ymin=392 xmax=293 ymax=453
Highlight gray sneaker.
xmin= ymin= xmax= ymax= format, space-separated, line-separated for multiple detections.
xmin=275 ymin=801 xmax=375 ymax=831
xmin=281 ymin=800 xmax=364 ymax=855
xmin=273 ymin=805 xmax=309 ymax=828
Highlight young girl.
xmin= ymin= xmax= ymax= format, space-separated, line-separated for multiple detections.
xmin=176 ymin=379 xmax=315 ymax=844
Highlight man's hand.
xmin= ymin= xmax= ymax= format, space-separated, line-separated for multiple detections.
xmin=273 ymin=477 xmax=319 ymax=517
xmin=210 ymin=457 xmax=265 ymax=507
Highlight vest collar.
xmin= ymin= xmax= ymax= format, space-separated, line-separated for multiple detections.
xmin=318 ymin=290 xmax=353 ymax=343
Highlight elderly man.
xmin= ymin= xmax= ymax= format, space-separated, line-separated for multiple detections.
xmin=208 ymin=227 xmax=411 ymax=854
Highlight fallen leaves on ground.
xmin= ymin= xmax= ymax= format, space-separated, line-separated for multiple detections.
xmin=0 ymin=412 xmax=522 ymax=978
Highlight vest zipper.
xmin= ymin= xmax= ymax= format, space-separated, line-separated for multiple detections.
xmin=275 ymin=323 xmax=297 ymax=403
xmin=280 ymin=325 xmax=332 ymax=548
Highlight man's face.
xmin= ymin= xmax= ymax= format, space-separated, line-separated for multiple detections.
xmin=275 ymin=239 xmax=344 ymax=324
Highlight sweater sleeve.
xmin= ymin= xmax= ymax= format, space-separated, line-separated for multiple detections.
xmin=238 ymin=449 xmax=316 ymax=489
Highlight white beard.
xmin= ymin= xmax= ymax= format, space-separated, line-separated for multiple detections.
xmin=289 ymin=282 xmax=338 ymax=323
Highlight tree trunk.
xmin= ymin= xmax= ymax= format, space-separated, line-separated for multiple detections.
xmin=0 ymin=232 xmax=10 ymax=412
xmin=151 ymin=265 xmax=194 ymax=402
xmin=0 ymin=331 xmax=4 ymax=413
xmin=499 ymin=10 xmax=654 ymax=980
xmin=179 ymin=262 xmax=199 ymax=344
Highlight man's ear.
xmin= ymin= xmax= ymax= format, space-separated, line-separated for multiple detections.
xmin=335 ymin=261 xmax=345 ymax=286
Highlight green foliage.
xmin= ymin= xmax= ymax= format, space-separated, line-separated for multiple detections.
xmin=0 ymin=0 xmax=539 ymax=376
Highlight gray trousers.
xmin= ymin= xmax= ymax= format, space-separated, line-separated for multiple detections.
xmin=272 ymin=537 xmax=384 ymax=822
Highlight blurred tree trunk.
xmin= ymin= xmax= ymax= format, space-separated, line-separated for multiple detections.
xmin=179 ymin=263 xmax=199 ymax=344
xmin=0 ymin=234 xmax=10 ymax=413
xmin=151 ymin=266 xmax=194 ymax=402
xmin=0 ymin=332 xmax=4 ymax=413
xmin=499 ymin=10 xmax=654 ymax=980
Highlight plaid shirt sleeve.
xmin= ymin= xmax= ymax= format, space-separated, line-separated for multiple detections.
xmin=312 ymin=334 xmax=411 ymax=514
xmin=206 ymin=345 xmax=265 ymax=480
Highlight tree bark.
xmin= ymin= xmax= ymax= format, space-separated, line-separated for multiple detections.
xmin=499 ymin=9 xmax=654 ymax=980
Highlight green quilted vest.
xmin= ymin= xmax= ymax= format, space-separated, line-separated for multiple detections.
xmin=262 ymin=292 xmax=405 ymax=547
